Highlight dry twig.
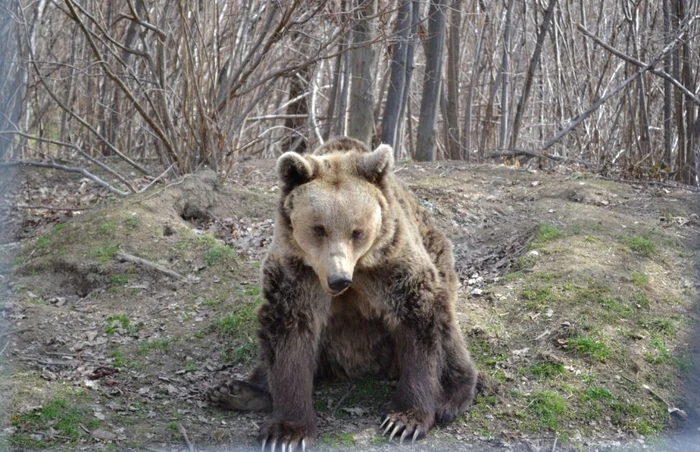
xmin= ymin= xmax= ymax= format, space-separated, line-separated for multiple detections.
xmin=177 ymin=423 xmax=195 ymax=452
xmin=115 ymin=252 xmax=186 ymax=281
xmin=0 ymin=160 xmax=129 ymax=197
xmin=0 ymin=328 xmax=33 ymax=340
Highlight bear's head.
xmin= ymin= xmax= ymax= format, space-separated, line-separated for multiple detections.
xmin=276 ymin=142 xmax=394 ymax=296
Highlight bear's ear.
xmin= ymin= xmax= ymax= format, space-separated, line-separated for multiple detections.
xmin=359 ymin=144 xmax=394 ymax=184
xmin=277 ymin=152 xmax=314 ymax=188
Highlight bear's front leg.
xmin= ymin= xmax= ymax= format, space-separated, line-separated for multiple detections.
xmin=380 ymin=268 xmax=449 ymax=444
xmin=256 ymin=257 xmax=330 ymax=451
xmin=381 ymin=326 xmax=439 ymax=444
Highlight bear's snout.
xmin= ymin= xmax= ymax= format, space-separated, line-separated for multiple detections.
xmin=327 ymin=275 xmax=352 ymax=293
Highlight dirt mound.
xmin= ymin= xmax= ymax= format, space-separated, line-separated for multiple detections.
xmin=1 ymin=162 xmax=699 ymax=451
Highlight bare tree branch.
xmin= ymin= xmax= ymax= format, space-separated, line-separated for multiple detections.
xmin=0 ymin=160 xmax=128 ymax=197
xmin=578 ymin=23 xmax=700 ymax=108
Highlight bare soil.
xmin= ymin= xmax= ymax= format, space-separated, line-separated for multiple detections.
xmin=1 ymin=161 xmax=699 ymax=451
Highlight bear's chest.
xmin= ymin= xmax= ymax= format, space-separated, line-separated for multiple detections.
xmin=330 ymin=286 xmax=383 ymax=320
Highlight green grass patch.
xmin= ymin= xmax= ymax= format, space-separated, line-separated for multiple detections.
xmin=645 ymin=337 xmax=671 ymax=364
xmin=137 ymin=337 xmax=173 ymax=355
xmin=109 ymin=349 xmax=127 ymax=368
xmin=99 ymin=221 xmax=116 ymax=234
xmin=370 ymin=436 xmax=387 ymax=446
xmin=530 ymin=362 xmax=565 ymax=379
xmin=595 ymin=297 xmax=633 ymax=318
xmin=621 ymin=235 xmax=657 ymax=256
xmin=183 ymin=358 xmax=198 ymax=372
xmin=111 ymin=274 xmax=128 ymax=287
xmin=10 ymin=397 xmax=89 ymax=443
xmin=631 ymin=272 xmax=649 ymax=286
xmin=534 ymin=272 xmax=560 ymax=281
xmin=513 ymin=254 xmax=537 ymax=270
xmin=213 ymin=298 xmax=263 ymax=364
xmin=579 ymin=386 xmax=616 ymax=420
xmin=89 ymin=245 xmax=120 ymax=262
xmin=611 ymin=400 xmax=667 ymax=435
xmin=222 ymin=338 xmax=258 ymax=365
xmin=206 ymin=243 xmax=234 ymax=266
xmin=564 ymin=336 xmax=612 ymax=361
xmin=320 ymin=432 xmax=355 ymax=447
xmin=633 ymin=293 xmax=651 ymax=309
xmin=109 ymin=348 xmax=142 ymax=369
xmin=528 ymin=391 xmax=567 ymax=431
xmin=474 ymin=394 xmax=499 ymax=406
xmin=202 ymin=297 xmax=224 ymax=307
xmin=106 ymin=314 xmax=130 ymax=335
xmin=52 ymin=223 xmax=66 ymax=232
xmin=640 ymin=316 xmax=678 ymax=337
xmin=582 ymin=386 xmax=615 ymax=403
xmin=533 ymin=223 xmax=564 ymax=244
xmin=36 ymin=236 xmax=50 ymax=249
xmin=104 ymin=314 xmax=141 ymax=336
xmin=125 ymin=217 xmax=138 ymax=229
xmin=502 ymin=271 xmax=524 ymax=282
xmin=356 ymin=378 xmax=392 ymax=399
xmin=196 ymin=233 xmax=219 ymax=246
xmin=211 ymin=303 xmax=259 ymax=337
xmin=520 ymin=287 xmax=556 ymax=309
xmin=343 ymin=378 xmax=393 ymax=408
xmin=243 ymin=285 xmax=261 ymax=296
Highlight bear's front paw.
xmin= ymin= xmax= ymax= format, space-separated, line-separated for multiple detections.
xmin=259 ymin=420 xmax=315 ymax=452
xmin=436 ymin=398 xmax=471 ymax=424
xmin=206 ymin=379 xmax=272 ymax=412
xmin=379 ymin=410 xmax=433 ymax=444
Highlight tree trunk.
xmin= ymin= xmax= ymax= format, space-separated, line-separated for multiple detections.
xmin=324 ymin=25 xmax=346 ymax=141
xmin=680 ymin=0 xmax=696 ymax=184
xmin=509 ymin=0 xmax=557 ymax=151
xmin=381 ymin=0 xmax=411 ymax=149
xmin=416 ymin=0 xmax=447 ymax=161
xmin=99 ymin=1 xmax=113 ymax=156
xmin=0 ymin=2 xmax=25 ymax=159
xmin=662 ymin=0 xmax=672 ymax=167
xmin=396 ymin=0 xmax=421 ymax=159
xmin=347 ymin=0 xmax=377 ymax=147
xmin=281 ymin=33 xmax=312 ymax=153
xmin=336 ymin=26 xmax=352 ymax=137
xmin=672 ymin=0 xmax=686 ymax=180
xmin=462 ymin=1 xmax=491 ymax=162
xmin=444 ymin=0 xmax=462 ymax=159
xmin=499 ymin=0 xmax=514 ymax=150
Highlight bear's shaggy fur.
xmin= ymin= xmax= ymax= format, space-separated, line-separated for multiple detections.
xmin=208 ymin=137 xmax=477 ymax=449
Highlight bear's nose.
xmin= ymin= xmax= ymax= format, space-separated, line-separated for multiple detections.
xmin=327 ymin=276 xmax=352 ymax=292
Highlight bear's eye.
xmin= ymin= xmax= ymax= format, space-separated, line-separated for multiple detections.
xmin=313 ymin=225 xmax=326 ymax=238
xmin=352 ymin=229 xmax=363 ymax=240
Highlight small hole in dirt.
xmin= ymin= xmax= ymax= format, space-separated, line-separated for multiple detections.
xmin=180 ymin=202 xmax=212 ymax=227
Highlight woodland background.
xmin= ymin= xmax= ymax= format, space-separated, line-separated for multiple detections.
xmin=1 ymin=2 xmax=700 ymax=450
xmin=0 ymin=0 xmax=699 ymax=190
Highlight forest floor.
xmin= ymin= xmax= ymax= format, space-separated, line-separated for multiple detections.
xmin=1 ymin=160 xmax=699 ymax=451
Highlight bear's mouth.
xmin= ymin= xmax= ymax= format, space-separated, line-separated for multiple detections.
xmin=327 ymin=286 xmax=350 ymax=297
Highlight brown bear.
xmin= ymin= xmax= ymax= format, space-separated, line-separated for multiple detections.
xmin=208 ymin=137 xmax=477 ymax=451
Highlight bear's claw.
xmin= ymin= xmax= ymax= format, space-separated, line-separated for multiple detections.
xmin=259 ymin=421 xmax=310 ymax=452
xmin=261 ymin=436 xmax=306 ymax=452
xmin=379 ymin=411 xmax=429 ymax=445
